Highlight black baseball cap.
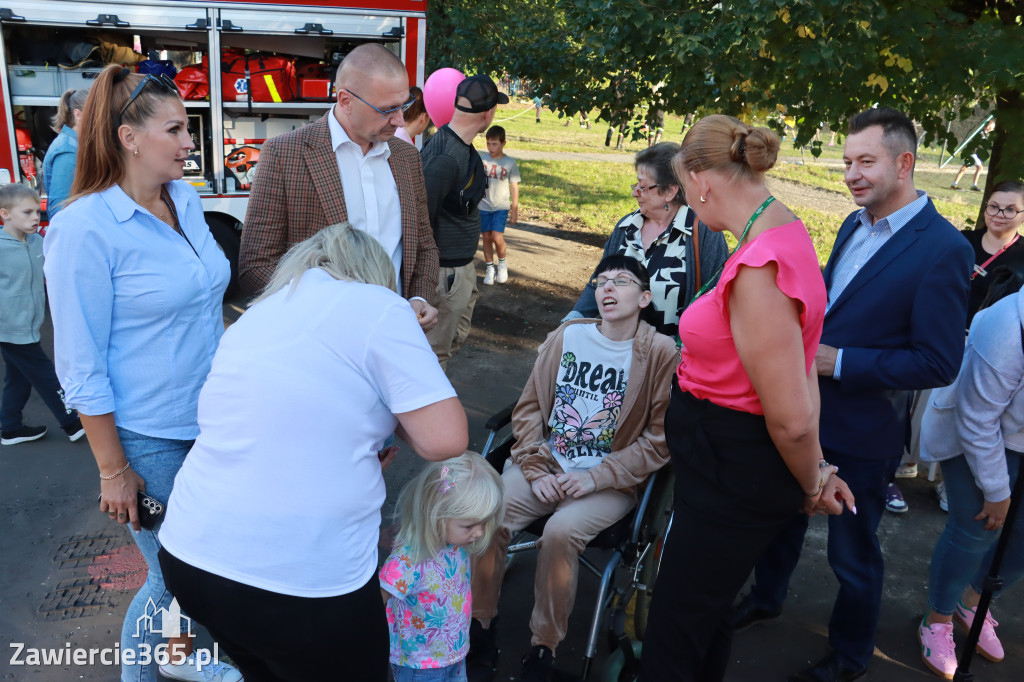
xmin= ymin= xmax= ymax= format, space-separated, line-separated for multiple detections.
xmin=454 ymin=75 xmax=509 ymax=113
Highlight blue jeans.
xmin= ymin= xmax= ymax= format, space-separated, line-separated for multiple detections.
xmin=392 ymin=660 xmax=467 ymax=682
xmin=480 ymin=210 xmax=509 ymax=233
xmin=117 ymin=427 xmax=193 ymax=682
xmin=927 ymin=451 xmax=1023 ymax=616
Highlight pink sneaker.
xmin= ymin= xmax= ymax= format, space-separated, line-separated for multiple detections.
xmin=954 ymin=602 xmax=1004 ymax=662
xmin=918 ymin=618 xmax=957 ymax=679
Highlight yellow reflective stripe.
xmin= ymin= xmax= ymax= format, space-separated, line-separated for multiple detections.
xmin=263 ymin=74 xmax=282 ymax=102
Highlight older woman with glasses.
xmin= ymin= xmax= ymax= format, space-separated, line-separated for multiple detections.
xmin=963 ymin=180 xmax=1024 ymax=327
xmin=565 ymin=142 xmax=728 ymax=337
xmin=44 ymin=65 xmax=239 ymax=682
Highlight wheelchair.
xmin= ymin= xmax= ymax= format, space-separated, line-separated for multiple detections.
xmin=479 ymin=402 xmax=675 ymax=681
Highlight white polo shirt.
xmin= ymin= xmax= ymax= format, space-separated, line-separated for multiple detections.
xmin=160 ymin=269 xmax=456 ymax=596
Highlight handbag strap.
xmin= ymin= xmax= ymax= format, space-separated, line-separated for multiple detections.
xmin=972 ymin=233 xmax=1020 ymax=280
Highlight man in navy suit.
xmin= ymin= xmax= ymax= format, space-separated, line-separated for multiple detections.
xmin=729 ymin=108 xmax=973 ymax=682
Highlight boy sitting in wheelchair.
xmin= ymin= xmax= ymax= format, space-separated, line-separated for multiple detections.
xmin=469 ymin=255 xmax=677 ymax=682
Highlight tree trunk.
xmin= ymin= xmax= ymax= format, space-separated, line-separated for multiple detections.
xmin=981 ymin=88 xmax=1024 ymax=225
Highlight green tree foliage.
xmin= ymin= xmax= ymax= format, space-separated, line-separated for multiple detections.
xmin=429 ymin=0 xmax=1024 ymax=196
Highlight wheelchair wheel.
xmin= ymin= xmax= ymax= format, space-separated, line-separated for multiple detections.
xmin=603 ymin=639 xmax=642 ymax=682
xmin=632 ymin=468 xmax=674 ymax=641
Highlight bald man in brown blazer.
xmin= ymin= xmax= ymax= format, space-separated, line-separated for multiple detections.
xmin=239 ymin=44 xmax=439 ymax=329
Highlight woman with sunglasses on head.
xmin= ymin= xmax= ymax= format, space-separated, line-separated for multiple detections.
xmin=565 ymin=142 xmax=728 ymax=338
xmin=43 ymin=65 xmax=238 ymax=682
xmin=963 ymin=181 xmax=1024 ymax=327
xmin=638 ymin=115 xmax=854 ymax=682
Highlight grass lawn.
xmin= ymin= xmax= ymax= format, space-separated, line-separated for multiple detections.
xmin=514 ymin=154 xmax=988 ymax=266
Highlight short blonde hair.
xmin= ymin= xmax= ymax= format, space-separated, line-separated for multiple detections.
xmin=394 ymin=453 xmax=504 ymax=564
xmin=252 ymin=222 xmax=397 ymax=305
xmin=0 ymin=183 xmax=40 ymax=212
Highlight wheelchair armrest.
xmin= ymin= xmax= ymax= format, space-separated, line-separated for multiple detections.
xmin=485 ymin=401 xmax=517 ymax=431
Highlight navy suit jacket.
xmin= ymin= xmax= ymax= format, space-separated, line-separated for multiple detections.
xmin=818 ymin=199 xmax=973 ymax=460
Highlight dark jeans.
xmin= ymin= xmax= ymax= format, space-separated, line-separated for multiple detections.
xmin=747 ymin=448 xmax=900 ymax=671
xmin=160 ymin=549 xmax=389 ymax=682
xmin=640 ymin=388 xmax=803 ymax=682
xmin=0 ymin=341 xmax=76 ymax=431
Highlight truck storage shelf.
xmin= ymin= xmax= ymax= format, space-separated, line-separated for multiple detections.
xmin=223 ymin=102 xmax=330 ymax=112
xmin=13 ymin=96 xmax=211 ymax=109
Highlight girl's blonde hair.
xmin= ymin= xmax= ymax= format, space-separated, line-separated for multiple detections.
xmin=394 ymin=453 xmax=504 ymax=564
xmin=251 ymin=221 xmax=397 ymax=305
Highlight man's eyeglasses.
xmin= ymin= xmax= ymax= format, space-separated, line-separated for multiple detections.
xmin=590 ymin=275 xmax=643 ymax=289
xmin=345 ymin=89 xmax=417 ymax=119
xmin=986 ymin=203 xmax=1022 ymax=219
xmin=119 ymin=74 xmax=179 ymax=123
xmin=630 ymin=182 xmax=659 ymax=195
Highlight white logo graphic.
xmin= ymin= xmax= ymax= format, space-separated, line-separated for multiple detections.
xmin=135 ymin=597 xmax=194 ymax=639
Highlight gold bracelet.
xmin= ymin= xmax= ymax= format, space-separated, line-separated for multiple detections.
xmin=100 ymin=462 xmax=130 ymax=480
xmin=804 ymin=460 xmax=835 ymax=496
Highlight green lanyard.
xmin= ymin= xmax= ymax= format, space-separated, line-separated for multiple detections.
xmin=688 ymin=195 xmax=776 ymax=305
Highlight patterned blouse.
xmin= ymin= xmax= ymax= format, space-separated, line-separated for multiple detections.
xmin=618 ymin=207 xmax=697 ymax=334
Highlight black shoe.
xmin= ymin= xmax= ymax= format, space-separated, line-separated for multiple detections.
xmin=520 ymin=645 xmax=555 ymax=682
xmin=789 ymin=653 xmax=866 ymax=682
xmin=728 ymin=593 xmax=782 ymax=632
xmin=466 ymin=618 xmax=499 ymax=682
xmin=61 ymin=417 xmax=86 ymax=442
xmin=1 ymin=424 xmax=47 ymax=445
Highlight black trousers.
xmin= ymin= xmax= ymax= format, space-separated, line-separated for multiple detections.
xmin=160 ymin=548 xmax=389 ymax=682
xmin=0 ymin=341 xmax=76 ymax=431
xmin=640 ymin=387 xmax=803 ymax=682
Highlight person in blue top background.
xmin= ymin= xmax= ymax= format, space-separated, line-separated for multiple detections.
xmin=41 ymin=88 xmax=89 ymax=219
xmin=43 ymin=65 xmax=239 ymax=682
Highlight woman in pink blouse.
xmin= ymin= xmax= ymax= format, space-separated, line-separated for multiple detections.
xmin=639 ymin=115 xmax=854 ymax=682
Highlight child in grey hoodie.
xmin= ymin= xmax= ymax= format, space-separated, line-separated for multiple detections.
xmin=0 ymin=184 xmax=83 ymax=444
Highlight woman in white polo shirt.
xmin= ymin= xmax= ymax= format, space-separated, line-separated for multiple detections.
xmin=158 ymin=223 xmax=468 ymax=682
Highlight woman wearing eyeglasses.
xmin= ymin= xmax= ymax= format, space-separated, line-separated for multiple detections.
xmin=43 ymin=65 xmax=237 ymax=682
xmin=964 ymin=181 xmax=1024 ymax=327
xmin=565 ymin=142 xmax=728 ymax=337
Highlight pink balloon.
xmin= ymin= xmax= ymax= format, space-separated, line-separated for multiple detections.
xmin=423 ymin=68 xmax=465 ymax=128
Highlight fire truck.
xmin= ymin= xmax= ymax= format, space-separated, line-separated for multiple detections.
xmin=0 ymin=0 xmax=427 ymax=290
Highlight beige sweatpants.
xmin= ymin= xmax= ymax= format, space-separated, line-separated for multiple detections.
xmin=471 ymin=463 xmax=634 ymax=652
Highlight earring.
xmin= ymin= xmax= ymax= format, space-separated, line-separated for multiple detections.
xmin=664 ymin=202 xmax=670 ymax=211
xmin=699 ymin=194 xmax=706 ymax=204
xmin=132 ymin=147 xmax=139 ymax=158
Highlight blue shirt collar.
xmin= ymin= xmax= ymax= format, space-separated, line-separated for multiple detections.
xmin=61 ymin=125 xmax=77 ymax=139
xmin=857 ymin=189 xmax=928 ymax=233
xmin=99 ymin=181 xmax=192 ymax=225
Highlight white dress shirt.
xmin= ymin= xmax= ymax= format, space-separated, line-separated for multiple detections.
xmin=327 ymin=108 xmax=404 ymax=294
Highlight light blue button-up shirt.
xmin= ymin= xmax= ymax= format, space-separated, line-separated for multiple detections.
xmin=830 ymin=190 xmax=929 ymax=379
xmin=44 ymin=181 xmax=230 ymax=439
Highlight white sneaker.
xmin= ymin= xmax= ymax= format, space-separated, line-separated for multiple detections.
xmin=496 ymin=260 xmax=508 ymax=284
xmin=483 ymin=265 xmax=495 ymax=286
xmin=936 ymin=481 xmax=948 ymax=512
xmin=896 ymin=463 xmax=918 ymax=478
xmin=159 ymin=653 xmax=243 ymax=682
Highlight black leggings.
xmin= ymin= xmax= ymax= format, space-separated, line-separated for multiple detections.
xmin=160 ymin=548 xmax=389 ymax=682
xmin=640 ymin=387 xmax=803 ymax=682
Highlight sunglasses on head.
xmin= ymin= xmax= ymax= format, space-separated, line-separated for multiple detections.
xmin=118 ymin=73 xmax=179 ymax=123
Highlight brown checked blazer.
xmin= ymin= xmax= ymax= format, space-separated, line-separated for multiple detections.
xmin=238 ymin=113 xmax=439 ymax=300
